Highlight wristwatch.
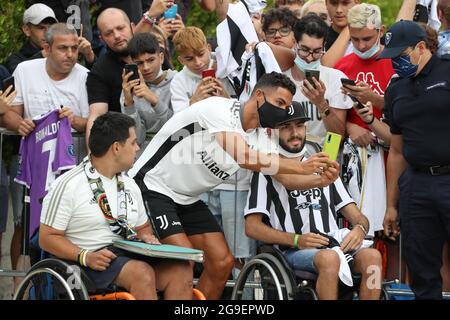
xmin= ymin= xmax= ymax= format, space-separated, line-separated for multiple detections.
xmin=320 ymin=107 xmax=330 ymax=118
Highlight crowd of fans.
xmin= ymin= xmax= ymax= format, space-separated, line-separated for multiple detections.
xmin=0 ymin=0 xmax=449 ymax=300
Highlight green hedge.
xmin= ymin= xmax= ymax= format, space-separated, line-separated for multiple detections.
xmin=0 ymin=0 xmax=27 ymax=64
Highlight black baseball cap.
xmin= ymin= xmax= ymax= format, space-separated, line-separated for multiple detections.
xmin=377 ymin=20 xmax=426 ymax=60
xmin=275 ymin=101 xmax=310 ymax=127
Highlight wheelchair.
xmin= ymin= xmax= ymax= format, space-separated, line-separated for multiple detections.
xmin=13 ymin=256 xmax=206 ymax=300
xmin=231 ymin=245 xmax=390 ymax=300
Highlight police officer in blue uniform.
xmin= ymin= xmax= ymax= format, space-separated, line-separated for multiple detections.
xmin=378 ymin=20 xmax=450 ymax=299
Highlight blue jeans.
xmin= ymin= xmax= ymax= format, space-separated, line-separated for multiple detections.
xmin=200 ymin=190 xmax=256 ymax=259
xmin=283 ymin=248 xmax=321 ymax=273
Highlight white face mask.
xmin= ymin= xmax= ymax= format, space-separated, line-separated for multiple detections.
xmin=155 ymin=66 xmax=164 ymax=79
xmin=353 ymin=31 xmax=381 ymax=60
xmin=294 ymin=54 xmax=321 ymax=73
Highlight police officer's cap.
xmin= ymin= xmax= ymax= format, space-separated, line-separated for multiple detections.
xmin=377 ymin=20 xmax=426 ymax=60
xmin=275 ymin=101 xmax=310 ymax=127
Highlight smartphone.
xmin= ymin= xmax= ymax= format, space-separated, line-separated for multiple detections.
xmin=348 ymin=94 xmax=365 ymax=109
xmin=202 ymin=69 xmax=216 ymax=79
xmin=2 ymin=76 xmax=14 ymax=92
xmin=304 ymin=69 xmax=320 ymax=89
xmin=124 ymin=64 xmax=139 ymax=82
xmin=322 ymin=132 xmax=342 ymax=161
xmin=340 ymin=78 xmax=356 ymax=87
xmin=163 ymin=4 xmax=178 ymax=19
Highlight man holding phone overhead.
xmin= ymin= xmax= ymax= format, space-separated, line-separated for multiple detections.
xmin=283 ymin=14 xmax=352 ymax=146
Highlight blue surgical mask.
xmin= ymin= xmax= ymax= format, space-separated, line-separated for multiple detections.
xmin=392 ymin=53 xmax=420 ymax=78
xmin=294 ymin=55 xmax=321 ymax=73
xmin=354 ymin=34 xmax=381 ymax=60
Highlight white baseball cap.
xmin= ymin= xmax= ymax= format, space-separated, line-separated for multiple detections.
xmin=23 ymin=3 xmax=58 ymax=25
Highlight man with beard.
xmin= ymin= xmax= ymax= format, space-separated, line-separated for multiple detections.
xmin=244 ymin=101 xmax=382 ymax=300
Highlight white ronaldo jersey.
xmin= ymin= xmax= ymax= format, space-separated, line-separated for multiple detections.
xmin=128 ymin=96 xmax=278 ymax=204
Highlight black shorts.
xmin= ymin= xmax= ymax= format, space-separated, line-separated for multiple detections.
xmin=142 ymin=190 xmax=222 ymax=239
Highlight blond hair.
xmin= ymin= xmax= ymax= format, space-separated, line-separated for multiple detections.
xmin=172 ymin=27 xmax=207 ymax=55
xmin=300 ymin=0 xmax=326 ymax=17
xmin=347 ymin=3 xmax=381 ymax=30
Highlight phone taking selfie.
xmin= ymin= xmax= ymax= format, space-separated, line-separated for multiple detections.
xmin=124 ymin=64 xmax=139 ymax=82
xmin=2 ymin=76 xmax=14 ymax=92
xmin=322 ymin=132 xmax=342 ymax=161
xmin=202 ymin=69 xmax=216 ymax=79
xmin=305 ymin=69 xmax=320 ymax=89
xmin=163 ymin=4 xmax=178 ymax=19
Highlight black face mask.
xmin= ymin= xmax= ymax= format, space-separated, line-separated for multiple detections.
xmin=257 ymin=94 xmax=287 ymax=129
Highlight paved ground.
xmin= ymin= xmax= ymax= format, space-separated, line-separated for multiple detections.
xmin=0 ymin=196 xmax=15 ymax=300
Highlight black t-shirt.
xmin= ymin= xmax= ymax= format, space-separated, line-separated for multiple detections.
xmin=86 ymin=48 xmax=126 ymax=113
xmin=4 ymin=41 xmax=43 ymax=74
xmin=385 ymin=55 xmax=450 ymax=167
xmin=325 ymin=26 xmax=339 ymax=51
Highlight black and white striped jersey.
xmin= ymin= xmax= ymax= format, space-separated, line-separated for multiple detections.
xmin=244 ymin=160 xmax=354 ymax=235
xmin=128 ymin=96 xmax=279 ymax=205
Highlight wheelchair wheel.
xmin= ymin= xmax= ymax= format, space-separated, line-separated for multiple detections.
xmin=231 ymin=253 xmax=295 ymax=300
xmin=296 ymin=283 xmax=319 ymax=300
xmin=13 ymin=259 xmax=90 ymax=300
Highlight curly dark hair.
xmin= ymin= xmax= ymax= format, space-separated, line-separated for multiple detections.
xmin=262 ymin=7 xmax=298 ymax=32
xmin=253 ymin=72 xmax=296 ymax=96
xmin=293 ymin=13 xmax=329 ymax=43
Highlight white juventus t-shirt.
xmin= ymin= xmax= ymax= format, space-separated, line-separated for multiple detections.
xmin=41 ymin=164 xmax=149 ymax=251
xmin=244 ymin=158 xmax=355 ymax=236
xmin=284 ymin=65 xmax=353 ymax=145
xmin=128 ymin=96 xmax=278 ymax=205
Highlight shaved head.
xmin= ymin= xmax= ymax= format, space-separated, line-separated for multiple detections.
xmin=96 ymin=8 xmax=133 ymax=54
xmin=97 ymin=8 xmax=130 ymax=32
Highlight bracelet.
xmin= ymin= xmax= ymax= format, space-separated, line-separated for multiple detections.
xmin=293 ymin=234 xmax=300 ymax=249
xmin=356 ymin=224 xmax=368 ymax=236
xmin=364 ymin=115 xmax=375 ymax=125
xmin=82 ymin=250 xmax=89 ymax=267
xmin=78 ymin=249 xmax=89 ymax=267
xmin=78 ymin=249 xmax=85 ymax=265
xmin=142 ymin=12 xmax=156 ymax=27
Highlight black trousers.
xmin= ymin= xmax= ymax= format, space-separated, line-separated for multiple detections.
xmin=398 ymin=168 xmax=450 ymax=299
